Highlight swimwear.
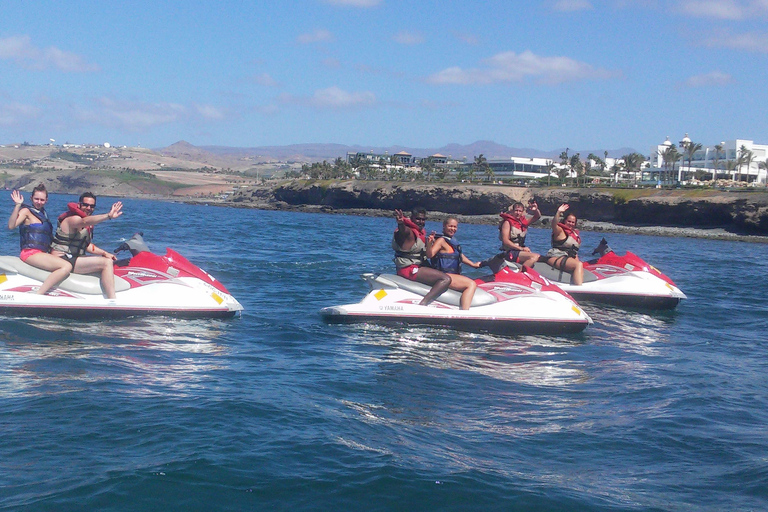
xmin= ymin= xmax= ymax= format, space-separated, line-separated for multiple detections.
xmin=20 ymin=248 xmax=43 ymax=262
xmin=396 ymin=264 xmax=420 ymax=280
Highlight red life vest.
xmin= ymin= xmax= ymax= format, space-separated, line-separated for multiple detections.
xmin=400 ymin=217 xmax=426 ymax=243
xmin=500 ymin=212 xmax=528 ymax=233
xmin=58 ymin=202 xmax=93 ymax=238
xmin=557 ymin=223 xmax=581 ymax=244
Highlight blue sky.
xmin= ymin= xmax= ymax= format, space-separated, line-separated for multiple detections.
xmin=1 ymin=0 xmax=766 ymax=152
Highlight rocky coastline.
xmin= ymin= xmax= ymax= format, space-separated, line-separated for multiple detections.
xmin=227 ymin=179 xmax=768 ymax=243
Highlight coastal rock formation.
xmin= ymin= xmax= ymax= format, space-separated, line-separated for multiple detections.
xmin=234 ymin=180 xmax=768 ymax=234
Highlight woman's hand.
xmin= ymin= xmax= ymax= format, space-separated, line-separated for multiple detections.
xmin=557 ymin=203 xmax=569 ymax=213
xmin=11 ymin=190 xmax=23 ymax=205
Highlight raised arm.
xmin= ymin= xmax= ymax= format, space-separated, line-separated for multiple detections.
xmin=82 ymin=201 xmax=123 ymax=227
xmin=393 ymin=209 xmax=414 ymax=247
xmin=8 ymin=190 xmax=27 ymax=230
xmin=527 ymin=200 xmax=541 ymax=224
xmin=551 ymin=203 xmax=568 ymax=239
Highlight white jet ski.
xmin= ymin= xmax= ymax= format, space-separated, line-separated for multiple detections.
xmin=528 ymin=238 xmax=687 ymax=310
xmin=0 ymin=233 xmax=243 ymax=319
xmin=321 ymin=264 xmax=592 ymax=335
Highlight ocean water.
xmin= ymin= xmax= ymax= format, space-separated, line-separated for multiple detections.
xmin=1 ymin=196 xmax=766 ymax=511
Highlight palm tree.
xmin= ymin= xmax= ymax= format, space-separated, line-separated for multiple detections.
xmin=661 ymin=145 xmax=681 ymax=185
xmin=684 ymin=141 xmax=703 ymax=180
xmin=544 ymin=159 xmax=555 ymax=186
xmin=711 ymin=144 xmax=724 ymax=182
xmin=758 ymin=158 xmax=768 ymax=186
xmin=420 ymin=158 xmax=434 ymax=181
xmin=622 ymin=153 xmax=646 ymax=185
xmin=588 ymin=153 xmax=606 ymax=178
xmin=740 ymin=147 xmax=756 ymax=183
xmin=484 ymin=165 xmax=495 ymax=183
xmin=735 ymin=146 xmax=747 ymax=182
xmin=610 ymin=161 xmax=623 ymax=185
xmin=569 ymin=153 xmax=582 ymax=187
xmin=471 ymin=154 xmax=489 ymax=183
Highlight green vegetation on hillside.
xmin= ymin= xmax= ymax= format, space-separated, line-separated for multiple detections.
xmin=93 ymin=169 xmax=187 ymax=190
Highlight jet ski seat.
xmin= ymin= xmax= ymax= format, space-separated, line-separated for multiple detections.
xmin=0 ymin=256 xmax=131 ymax=295
xmin=530 ymin=262 xmax=598 ymax=284
xmin=363 ymin=273 xmax=497 ymax=308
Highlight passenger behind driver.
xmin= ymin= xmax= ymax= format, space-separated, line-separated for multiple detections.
xmin=426 ymin=216 xmax=481 ymax=310
xmin=50 ymin=192 xmax=124 ymax=299
xmin=392 ymin=207 xmax=452 ymax=307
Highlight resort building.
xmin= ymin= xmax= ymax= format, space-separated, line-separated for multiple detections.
xmin=650 ymin=135 xmax=768 ymax=184
xmin=484 ymin=157 xmax=555 ymax=180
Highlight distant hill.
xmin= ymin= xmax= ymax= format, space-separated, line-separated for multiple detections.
xmin=157 ymin=141 xmax=640 ymax=163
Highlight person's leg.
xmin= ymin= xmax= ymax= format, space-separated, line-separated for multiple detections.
xmin=545 ymin=255 xmax=583 ymax=285
xmin=413 ymin=266 xmax=451 ymax=306
xmin=563 ymin=258 xmax=584 ymax=285
xmin=447 ymin=273 xmax=477 ymax=310
xmin=517 ymin=252 xmax=540 ymax=268
xmin=25 ymin=252 xmax=73 ymax=295
xmin=73 ymin=257 xmax=116 ymax=298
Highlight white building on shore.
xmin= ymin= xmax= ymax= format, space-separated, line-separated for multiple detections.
xmin=650 ymin=135 xmax=768 ymax=184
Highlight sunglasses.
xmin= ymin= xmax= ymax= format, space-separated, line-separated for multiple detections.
xmin=80 ymin=202 xmax=96 ymax=209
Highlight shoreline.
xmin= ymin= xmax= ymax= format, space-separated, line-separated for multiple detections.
xmin=184 ymin=198 xmax=768 ymax=244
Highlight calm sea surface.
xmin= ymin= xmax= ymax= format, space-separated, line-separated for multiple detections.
xmin=1 ymin=196 xmax=766 ymax=511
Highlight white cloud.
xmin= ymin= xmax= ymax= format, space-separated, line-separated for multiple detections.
xmin=393 ymin=31 xmax=425 ymax=45
xmin=676 ymin=0 xmax=768 ymax=19
xmin=323 ymin=0 xmax=382 ymax=6
xmin=427 ymin=50 xmax=617 ymax=86
xmin=195 ymin=104 xmax=226 ymax=120
xmin=280 ymin=86 xmax=376 ymax=109
xmin=77 ymin=98 xmax=226 ymax=131
xmin=297 ymin=29 xmax=335 ymax=44
xmin=701 ymin=30 xmax=768 ymax=52
xmin=553 ymin=0 xmax=594 ymax=12
xmin=0 ymin=35 xmax=99 ymax=72
xmin=684 ymin=70 xmax=734 ymax=87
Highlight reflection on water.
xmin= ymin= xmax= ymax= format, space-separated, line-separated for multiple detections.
xmin=0 ymin=317 xmax=230 ymax=398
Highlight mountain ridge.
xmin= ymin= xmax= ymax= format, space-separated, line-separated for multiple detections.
xmin=158 ymin=140 xmax=639 ymax=163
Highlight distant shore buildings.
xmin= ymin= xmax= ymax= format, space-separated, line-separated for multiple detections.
xmin=649 ymin=135 xmax=767 ymax=184
xmin=347 ymin=134 xmax=768 ymax=185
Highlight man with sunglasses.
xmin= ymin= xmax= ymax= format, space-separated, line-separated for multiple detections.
xmin=50 ymin=192 xmax=124 ymax=299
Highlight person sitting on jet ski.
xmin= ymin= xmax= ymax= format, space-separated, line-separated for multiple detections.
xmin=393 ymin=207 xmax=451 ymax=307
xmin=481 ymin=200 xmax=542 ymax=271
xmin=50 ymin=192 xmax=123 ymax=299
xmin=542 ymin=203 xmax=584 ymax=285
xmin=7 ymin=184 xmax=73 ymax=295
xmin=425 ymin=217 xmax=481 ymax=310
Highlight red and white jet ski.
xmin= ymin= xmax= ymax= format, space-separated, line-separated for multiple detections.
xmin=527 ymin=238 xmax=686 ymax=310
xmin=0 ymin=233 xmax=243 ymax=319
xmin=321 ymin=264 xmax=592 ymax=335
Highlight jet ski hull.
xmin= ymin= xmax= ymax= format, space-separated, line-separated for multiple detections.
xmin=321 ymin=272 xmax=591 ymax=335
xmin=529 ymin=248 xmax=686 ymax=310
xmin=0 ymin=234 xmax=243 ymax=319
